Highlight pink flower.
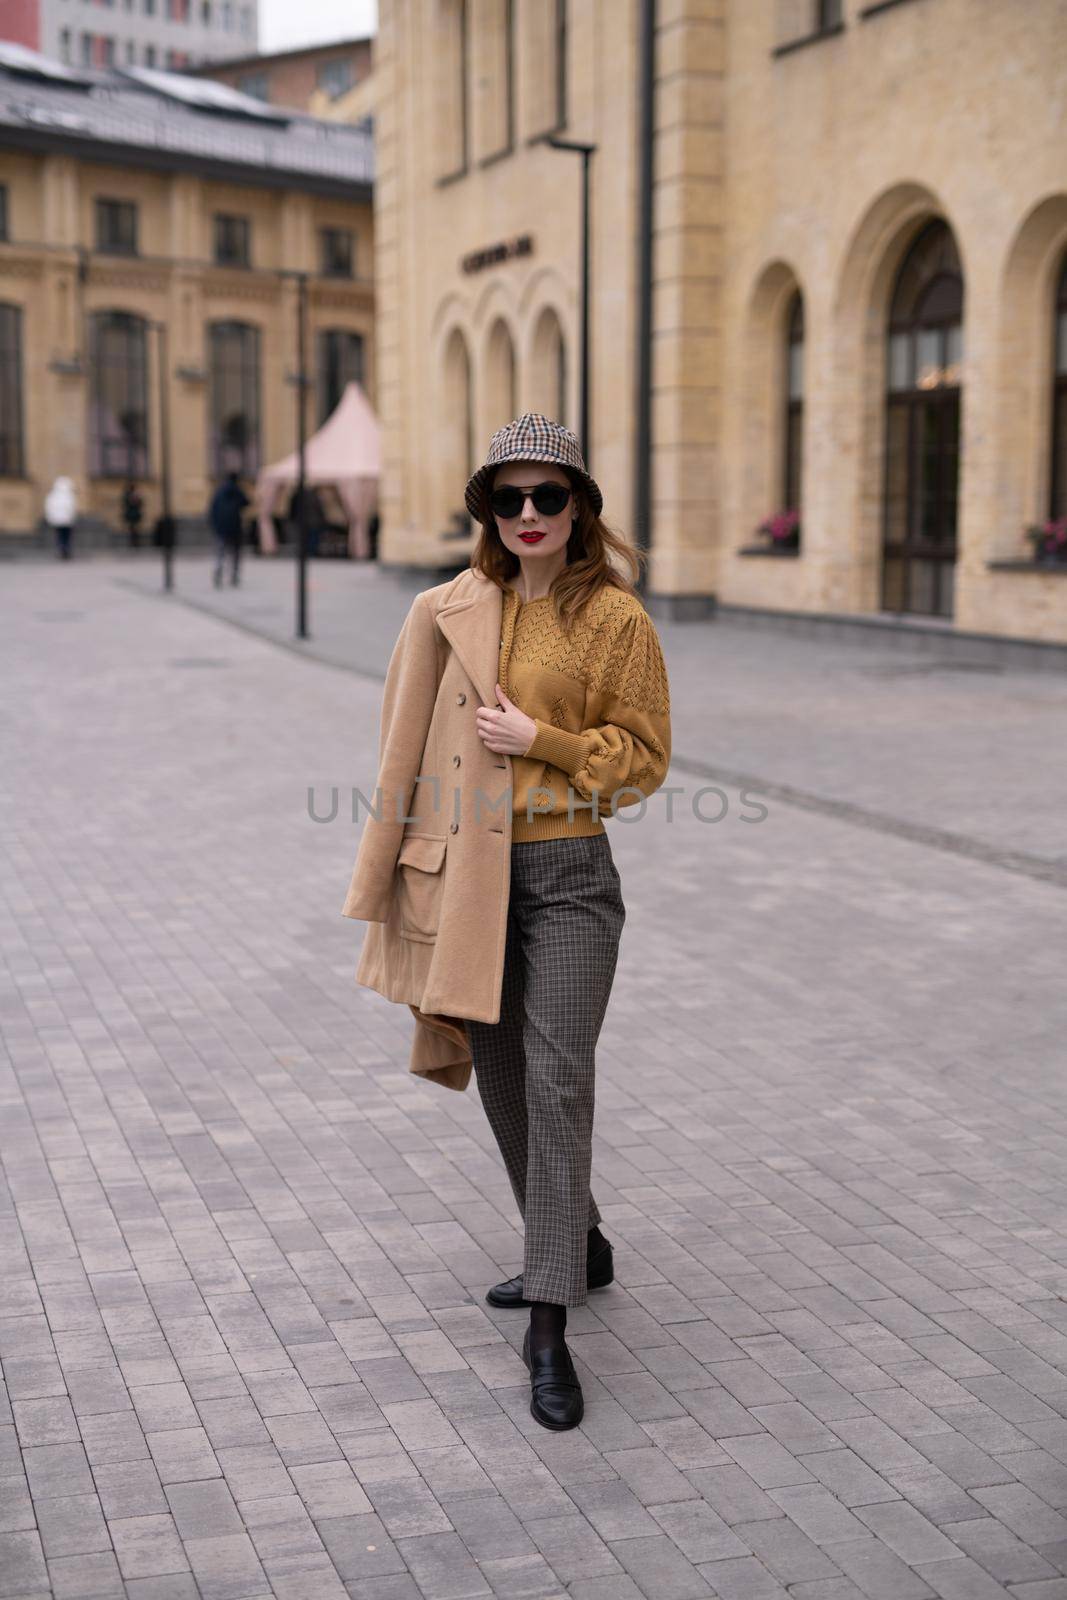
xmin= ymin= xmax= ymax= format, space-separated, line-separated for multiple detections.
xmin=758 ymin=508 xmax=801 ymax=541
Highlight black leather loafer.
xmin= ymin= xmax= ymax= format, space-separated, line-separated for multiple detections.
xmin=522 ymin=1326 xmax=584 ymax=1430
xmin=486 ymin=1237 xmax=614 ymax=1309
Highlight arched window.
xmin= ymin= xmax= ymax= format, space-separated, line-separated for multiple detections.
xmin=484 ymin=319 xmax=516 ymax=435
xmin=209 ymin=321 xmax=260 ymax=479
xmin=89 ymin=311 xmax=149 ymax=477
xmin=529 ymin=307 xmax=567 ymax=426
xmin=783 ymin=291 xmax=803 ymax=515
xmin=882 ymin=218 xmax=964 ymax=617
xmin=318 ymin=329 xmax=364 ymax=425
xmin=440 ymin=327 xmax=473 ymax=530
xmin=1051 ymin=254 xmax=1067 ymax=519
xmin=0 ymin=304 xmax=24 ymax=477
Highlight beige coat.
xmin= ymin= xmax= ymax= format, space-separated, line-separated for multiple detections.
xmin=341 ymin=566 xmax=515 ymax=1092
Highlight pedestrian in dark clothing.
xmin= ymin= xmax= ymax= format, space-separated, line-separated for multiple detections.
xmin=287 ymin=483 xmax=326 ymax=558
xmin=209 ymin=472 xmax=249 ymax=588
xmin=122 ymin=481 xmax=144 ymax=549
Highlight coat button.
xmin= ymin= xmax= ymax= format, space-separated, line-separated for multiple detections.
xmin=452 ymin=755 xmax=461 ymax=767
xmin=456 ymin=692 xmax=466 ymax=705
xmin=449 ymin=821 xmax=459 ymax=833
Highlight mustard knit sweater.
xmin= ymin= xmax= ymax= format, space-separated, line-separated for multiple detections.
xmin=498 ymin=580 xmax=672 ymax=843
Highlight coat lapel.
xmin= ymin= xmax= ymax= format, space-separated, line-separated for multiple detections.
xmin=434 ymin=575 xmax=503 ymax=710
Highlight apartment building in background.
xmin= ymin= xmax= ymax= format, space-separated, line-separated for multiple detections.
xmin=194 ymin=37 xmax=373 ymax=114
xmin=0 ymin=43 xmax=373 ymax=538
xmin=0 ymin=0 xmax=258 ymax=72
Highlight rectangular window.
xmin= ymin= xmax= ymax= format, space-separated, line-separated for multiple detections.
xmin=435 ymin=0 xmax=468 ymax=182
xmin=214 ymin=213 xmax=251 ymax=268
xmin=145 ymin=42 xmax=156 ymax=63
xmin=774 ymin=0 xmax=844 ymax=51
xmin=238 ymin=70 xmax=269 ymax=99
xmin=95 ymin=197 xmax=138 ymax=256
xmin=319 ymin=227 xmax=354 ymax=279
xmin=317 ymin=329 xmax=364 ymax=424
xmin=144 ymin=0 xmax=156 ymax=14
xmin=0 ymin=304 xmax=25 ymax=477
xmin=89 ymin=311 xmax=149 ymax=478
xmin=209 ymin=321 xmax=261 ymax=478
xmin=125 ymin=37 xmax=135 ymax=62
xmin=317 ymin=57 xmax=355 ymax=98
xmin=523 ymin=0 xmax=566 ymax=139
xmin=60 ymin=27 xmax=72 ymax=61
xmin=472 ymin=0 xmax=513 ymax=163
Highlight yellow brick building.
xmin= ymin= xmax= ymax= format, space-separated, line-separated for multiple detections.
xmin=0 ymin=48 xmax=374 ymax=541
xmin=366 ymin=0 xmax=1067 ymax=643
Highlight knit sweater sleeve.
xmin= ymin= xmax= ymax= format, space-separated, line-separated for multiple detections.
xmin=521 ymin=606 xmax=672 ymax=809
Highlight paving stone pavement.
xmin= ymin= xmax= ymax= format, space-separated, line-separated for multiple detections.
xmin=2 ymin=552 xmax=1067 ymax=1600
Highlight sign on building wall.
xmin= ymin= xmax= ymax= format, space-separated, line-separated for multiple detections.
xmin=461 ymin=235 xmax=534 ymax=275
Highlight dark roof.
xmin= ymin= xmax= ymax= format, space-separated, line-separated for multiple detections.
xmin=0 ymin=42 xmax=373 ymax=199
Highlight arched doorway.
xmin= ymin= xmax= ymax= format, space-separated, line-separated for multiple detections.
xmin=882 ymin=218 xmax=964 ymax=617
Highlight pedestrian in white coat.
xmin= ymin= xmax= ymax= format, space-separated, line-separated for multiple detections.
xmin=44 ymin=476 xmax=78 ymax=561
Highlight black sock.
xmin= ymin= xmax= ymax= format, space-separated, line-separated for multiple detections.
xmin=587 ymin=1224 xmax=608 ymax=1256
xmin=529 ymin=1301 xmax=566 ymax=1354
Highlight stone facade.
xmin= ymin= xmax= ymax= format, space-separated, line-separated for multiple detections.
xmin=368 ymin=0 xmax=1067 ymax=643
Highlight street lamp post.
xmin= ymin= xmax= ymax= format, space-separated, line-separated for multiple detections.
xmin=546 ymin=137 xmax=597 ymax=465
xmin=153 ymin=319 xmax=176 ymax=592
xmin=294 ymin=270 xmax=310 ymax=640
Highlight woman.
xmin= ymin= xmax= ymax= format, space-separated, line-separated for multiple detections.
xmin=44 ymin=475 xmax=77 ymax=561
xmin=342 ymin=414 xmax=671 ymax=1432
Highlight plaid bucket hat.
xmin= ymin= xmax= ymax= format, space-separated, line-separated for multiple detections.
xmin=464 ymin=413 xmax=603 ymax=521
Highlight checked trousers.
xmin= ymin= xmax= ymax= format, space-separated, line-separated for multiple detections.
xmin=466 ymin=832 xmax=626 ymax=1306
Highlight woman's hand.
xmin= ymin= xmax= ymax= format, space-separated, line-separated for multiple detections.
xmin=476 ymin=685 xmax=538 ymax=756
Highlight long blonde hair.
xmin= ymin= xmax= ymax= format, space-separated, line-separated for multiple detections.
xmin=470 ymin=465 xmax=647 ymax=631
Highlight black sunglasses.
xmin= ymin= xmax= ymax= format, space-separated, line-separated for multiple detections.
xmin=488 ymin=481 xmax=573 ymax=520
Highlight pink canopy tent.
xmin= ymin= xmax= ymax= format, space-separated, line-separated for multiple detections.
xmin=255 ymin=380 xmax=380 ymax=559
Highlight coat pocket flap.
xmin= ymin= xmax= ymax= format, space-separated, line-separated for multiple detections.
xmin=397 ymin=834 xmax=447 ymax=874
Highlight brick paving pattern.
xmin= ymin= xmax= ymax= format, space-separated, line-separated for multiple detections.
xmin=2 ymin=553 xmax=1066 ymax=1599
